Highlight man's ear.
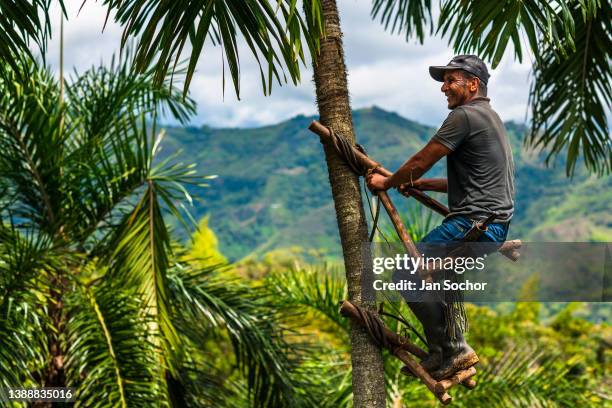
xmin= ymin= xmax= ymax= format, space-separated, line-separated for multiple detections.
xmin=469 ymin=78 xmax=479 ymax=92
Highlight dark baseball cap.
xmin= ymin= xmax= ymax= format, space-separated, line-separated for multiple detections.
xmin=429 ymin=55 xmax=490 ymax=85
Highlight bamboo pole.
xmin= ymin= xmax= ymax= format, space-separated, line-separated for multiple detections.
xmin=377 ymin=192 xmax=435 ymax=281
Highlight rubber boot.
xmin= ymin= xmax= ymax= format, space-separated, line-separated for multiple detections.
xmin=430 ymin=324 xmax=479 ymax=380
xmin=406 ymin=301 xmax=447 ymax=373
xmin=393 ymin=270 xmax=477 ymax=377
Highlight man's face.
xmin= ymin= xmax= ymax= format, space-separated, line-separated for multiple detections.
xmin=441 ymin=71 xmax=478 ymax=109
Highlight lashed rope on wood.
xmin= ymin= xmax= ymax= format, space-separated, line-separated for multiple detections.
xmin=327 ymin=126 xmax=369 ymax=176
xmin=340 ymin=300 xmax=477 ymax=405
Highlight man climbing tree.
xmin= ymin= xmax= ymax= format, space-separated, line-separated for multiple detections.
xmin=367 ymin=55 xmax=515 ymax=380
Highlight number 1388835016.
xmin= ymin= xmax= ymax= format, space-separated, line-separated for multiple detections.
xmin=0 ymin=387 xmax=75 ymax=403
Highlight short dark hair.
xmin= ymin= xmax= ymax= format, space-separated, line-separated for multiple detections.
xmin=460 ymin=71 xmax=488 ymax=97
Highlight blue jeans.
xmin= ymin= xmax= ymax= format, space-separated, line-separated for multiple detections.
xmin=422 ymin=215 xmax=509 ymax=244
xmin=393 ymin=216 xmax=510 ymax=303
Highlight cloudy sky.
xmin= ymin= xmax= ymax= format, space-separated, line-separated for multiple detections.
xmin=45 ymin=0 xmax=533 ymax=129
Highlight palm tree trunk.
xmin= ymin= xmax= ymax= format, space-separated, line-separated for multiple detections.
xmin=32 ymin=276 xmax=66 ymax=408
xmin=308 ymin=1 xmax=386 ymax=406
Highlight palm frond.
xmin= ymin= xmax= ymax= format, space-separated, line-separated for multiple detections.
xmin=371 ymin=0 xmax=433 ymax=44
xmin=0 ymin=298 xmax=50 ymax=393
xmin=64 ymin=281 xmax=164 ymax=407
xmin=0 ymin=1 xmax=65 ymax=71
xmin=65 ymin=54 xmax=196 ymax=133
xmin=0 ymin=59 xmax=65 ymax=234
xmin=437 ymin=0 xmax=577 ymax=68
xmin=103 ymin=0 xmax=324 ymax=97
xmin=0 ymin=225 xmax=53 ymax=392
xmin=168 ymin=264 xmax=313 ymax=408
xmin=0 ymin=223 xmax=55 ymax=299
xmin=266 ymin=264 xmax=350 ymax=333
xmin=167 ymin=340 xmax=248 ymax=407
xmin=452 ymin=345 xmax=592 ymax=406
xmin=63 ymin=55 xmax=197 ymax=242
xmin=292 ymin=353 xmax=354 ymax=408
xmin=527 ymin=1 xmax=611 ymax=176
xmin=105 ymin=183 xmax=180 ymax=373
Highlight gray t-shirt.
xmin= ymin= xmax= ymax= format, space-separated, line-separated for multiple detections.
xmin=432 ymin=97 xmax=515 ymax=223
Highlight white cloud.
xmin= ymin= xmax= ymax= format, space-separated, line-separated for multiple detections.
xmin=45 ymin=1 xmax=123 ymax=75
xmin=43 ymin=0 xmax=533 ymax=129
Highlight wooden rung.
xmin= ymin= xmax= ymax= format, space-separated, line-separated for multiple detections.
xmin=434 ymin=366 xmax=477 ymax=395
xmin=499 ymin=239 xmax=521 ymax=251
xmin=401 ymin=364 xmax=477 ymax=391
xmin=422 ymin=239 xmax=523 ymax=279
xmin=461 ymin=377 xmax=477 ymax=389
xmin=499 ymin=239 xmax=521 ymax=261
xmin=396 ymin=349 xmax=451 ymax=405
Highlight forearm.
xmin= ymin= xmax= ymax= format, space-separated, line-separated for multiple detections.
xmin=384 ymin=156 xmax=432 ymax=189
xmin=414 ymin=178 xmax=448 ymax=193
xmin=379 ymin=140 xmax=451 ymax=191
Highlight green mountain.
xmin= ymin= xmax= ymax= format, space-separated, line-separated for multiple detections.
xmin=161 ymin=106 xmax=611 ymax=261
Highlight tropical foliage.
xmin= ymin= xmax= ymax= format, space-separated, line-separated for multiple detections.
xmin=528 ymin=2 xmax=611 ymax=176
xmin=0 ymin=53 xmax=608 ymax=408
xmin=1 ymin=1 xmax=609 ymax=406
xmin=0 ymin=57 xmax=317 ymax=406
xmin=0 ymin=0 xmax=63 ymax=71
xmin=102 ymin=0 xmax=324 ymax=97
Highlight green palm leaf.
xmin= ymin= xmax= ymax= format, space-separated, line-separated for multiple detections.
xmin=0 ymin=299 xmax=49 ymax=397
xmin=103 ymin=0 xmax=323 ymax=97
xmin=437 ymin=0 xmax=578 ymax=68
xmin=65 ymin=54 xmax=195 ymax=134
xmin=0 ymin=1 xmax=65 ymax=72
xmin=528 ymin=1 xmax=611 ymax=176
xmin=371 ymin=0 xmax=433 ymax=43
xmin=64 ymin=281 xmax=163 ymax=407
xmin=166 ymin=344 xmax=244 ymax=407
xmin=1 ymin=50 xmax=203 ymax=402
xmin=168 ymin=264 xmax=313 ymax=407
xmin=266 ymin=264 xmax=349 ymax=333
xmin=62 ymin=56 xmax=196 ymax=243
xmin=452 ymin=345 xmax=592 ymax=407
xmin=0 ymin=227 xmax=52 ymax=394
xmin=105 ymin=183 xmax=180 ymax=376
xmin=0 ymin=60 xmax=65 ymax=234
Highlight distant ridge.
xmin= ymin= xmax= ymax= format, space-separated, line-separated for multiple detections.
xmin=162 ymin=107 xmax=610 ymax=260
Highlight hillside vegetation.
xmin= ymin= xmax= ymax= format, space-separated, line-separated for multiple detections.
xmin=162 ymin=107 xmax=611 ymax=260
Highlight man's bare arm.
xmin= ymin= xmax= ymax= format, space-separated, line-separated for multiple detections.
xmin=401 ymin=178 xmax=448 ymax=193
xmin=383 ymin=140 xmax=451 ymax=189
